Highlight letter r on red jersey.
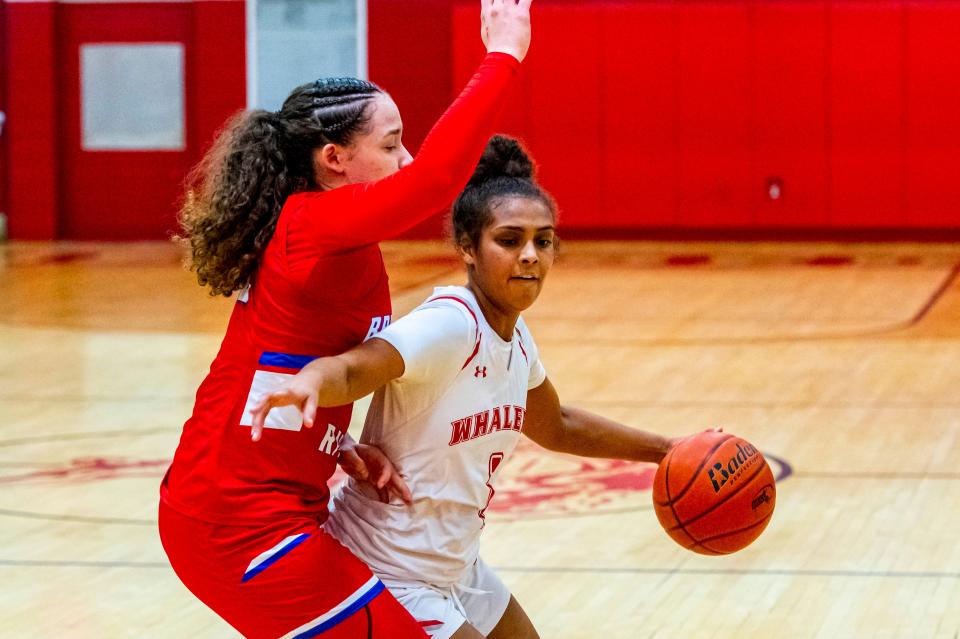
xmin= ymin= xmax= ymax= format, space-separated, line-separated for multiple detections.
xmin=318 ymin=424 xmax=344 ymax=456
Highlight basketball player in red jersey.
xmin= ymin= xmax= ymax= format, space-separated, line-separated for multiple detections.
xmin=158 ymin=2 xmax=533 ymax=637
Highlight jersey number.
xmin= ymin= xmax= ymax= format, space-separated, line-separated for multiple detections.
xmin=478 ymin=452 xmax=504 ymax=523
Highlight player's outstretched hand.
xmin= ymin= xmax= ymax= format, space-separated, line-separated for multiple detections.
xmin=338 ymin=442 xmax=414 ymax=506
xmin=248 ymin=376 xmax=321 ymax=442
xmin=481 ymin=0 xmax=533 ymax=63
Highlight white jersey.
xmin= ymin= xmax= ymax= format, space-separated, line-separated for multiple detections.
xmin=324 ymin=286 xmax=546 ymax=588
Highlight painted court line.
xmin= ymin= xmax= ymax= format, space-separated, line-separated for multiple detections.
xmin=2 ymin=559 xmax=958 ymax=580
xmin=493 ymin=566 xmax=960 ymax=579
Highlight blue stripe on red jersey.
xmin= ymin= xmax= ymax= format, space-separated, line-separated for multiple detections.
xmin=258 ymin=352 xmax=316 ymax=370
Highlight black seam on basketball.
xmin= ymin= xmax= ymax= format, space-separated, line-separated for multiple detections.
xmin=664 ymin=446 xmax=687 ymax=541
xmin=663 ymin=435 xmax=733 ymax=545
xmin=665 ymin=434 xmax=735 ymax=506
xmin=664 ymin=448 xmax=700 ymax=546
xmin=655 ymin=445 xmax=676 ymax=508
xmin=690 ymin=511 xmax=773 ymax=554
xmin=684 ymin=541 xmax=724 ymax=556
xmin=667 ymin=458 xmax=769 ymax=531
xmin=664 ymin=439 xmax=716 ymax=545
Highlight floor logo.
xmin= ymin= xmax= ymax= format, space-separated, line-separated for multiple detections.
xmin=0 ymin=434 xmax=792 ymax=523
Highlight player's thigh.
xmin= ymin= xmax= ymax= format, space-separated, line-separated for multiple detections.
xmin=324 ymin=590 xmax=430 ymax=639
xmin=447 ymin=596 xmax=539 ymax=639
xmin=389 ymin=585 xmax=468 ymax=639
xmin=455 ymin=558 xmax=513 ymax=636
xmin=227 ymin=527 xmax=427 ymax=638
xmin=160 ymin=504 xmax=425 ymax=638
xmin=487 ymin=595 xmax=540 ymax=639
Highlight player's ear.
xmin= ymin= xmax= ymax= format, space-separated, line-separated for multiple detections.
xmin=456 ymin=236 xmax=476 ymax=266
xmin=313 ymin=143 xmax=347 ymax=180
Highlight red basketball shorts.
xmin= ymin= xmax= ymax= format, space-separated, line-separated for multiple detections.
xmin=158 ymin=501 xmax=428 ymax=639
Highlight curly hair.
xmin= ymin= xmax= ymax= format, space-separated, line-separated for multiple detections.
xmin=177 ymin=78 xmax=382 ymax=297
xmin=451 ymin=134 xmax=557 ymax=249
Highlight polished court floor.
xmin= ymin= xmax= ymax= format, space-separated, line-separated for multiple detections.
xmin=1 ymin=239 xmax=958 ymax=638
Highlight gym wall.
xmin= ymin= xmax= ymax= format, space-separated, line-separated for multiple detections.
xmin=371 ymin=0 xmax=960 ymax=238
xmin=3 ymin=1 xmax=957 ymax=240
xmin=2 ymin=0 xmax=245 ymax=240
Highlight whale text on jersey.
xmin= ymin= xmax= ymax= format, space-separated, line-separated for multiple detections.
xmin=449 ymin=405 xmax=526 ymax=446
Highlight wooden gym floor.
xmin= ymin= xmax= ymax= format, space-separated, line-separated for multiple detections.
xmin=1 ymin=239 xmax=958 ymax=638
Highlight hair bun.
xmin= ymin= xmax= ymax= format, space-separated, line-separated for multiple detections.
xmin=467 ymin=135 xmax=534 ymax=188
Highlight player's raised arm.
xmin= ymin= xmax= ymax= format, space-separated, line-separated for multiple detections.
xmin=523 ymin=377 xmax=679 ymax=463
xmin=248 ymin=338 xmax=405 ymax=442
xmin=316 ymin=0 xmax=534 ymax=245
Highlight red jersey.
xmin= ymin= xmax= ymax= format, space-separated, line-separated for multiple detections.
xmin=162 ymin=53 xmax=519 ymax=525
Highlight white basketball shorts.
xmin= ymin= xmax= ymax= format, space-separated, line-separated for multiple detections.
xmin=384 ymin=557 xmax=511 ymax=639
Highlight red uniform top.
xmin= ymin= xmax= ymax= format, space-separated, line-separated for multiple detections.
xmin=162 ymin=53 xmax=519 ymax=525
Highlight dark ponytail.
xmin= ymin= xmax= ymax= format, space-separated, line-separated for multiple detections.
xmin=177 ymin=77 xmax=382 ymax=297
xmin=451 ymin=135 xmax=557 ymax=248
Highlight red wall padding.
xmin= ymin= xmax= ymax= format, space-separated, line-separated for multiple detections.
xmin=600 ymin=3 xmax=676 ymax=228
xmin=367 ymin=0 xmax=454 ymax=238
xmin=754 ymin=1 xmax=829 ymax=228
xmin=676 ymin=2 xmax=753 ymax=227
xmin=905 ymin=1 xmax=960 ymax=227
xmin=830 ymin=2 xmax=904 ymax=227
xmin=57 ymin=3 xmax=191 ymax=240
xmin=0 ymin=3 xmax=8 ymax=230
xmin=4 ymin=2 xmax=59 ymax=239
xmin=2 ymin=0 xmax=245 ymax=240
xmin=370 ymin=0 xmax=960 ymax=236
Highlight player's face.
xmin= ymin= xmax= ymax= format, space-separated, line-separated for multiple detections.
xmin=341 ymin=93 xmax=413 ymax=183
xmin=467 ymin=196 xmax=557 ymax=316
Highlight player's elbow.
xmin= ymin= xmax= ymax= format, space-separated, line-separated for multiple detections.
xmin=525 ymin=412 xmax=572 ymax=453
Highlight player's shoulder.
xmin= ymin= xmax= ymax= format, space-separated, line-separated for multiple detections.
xmin=383 ymin=286 xmax=479 ymax=346
xmin=277 ymin=190 xmax=322 ymax=222
xmin=417 ymin=286 xmax=481 ymax=330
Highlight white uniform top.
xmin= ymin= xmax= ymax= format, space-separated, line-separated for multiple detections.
xmin=325 ymin=286 xmax=546 ymax=588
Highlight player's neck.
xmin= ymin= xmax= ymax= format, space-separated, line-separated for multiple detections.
xmin=466 ymin=282 xmax=518 ymax=342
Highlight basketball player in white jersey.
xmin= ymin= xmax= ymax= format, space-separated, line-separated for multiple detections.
xmin=250 ymin=136 xmax=690 ymax=638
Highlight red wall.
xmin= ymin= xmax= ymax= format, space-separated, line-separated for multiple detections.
xmin=5 ymin=1 xmax=59 ymax=239
xmin=0 ymin=2 xmax=8 ymax=231
xmin=2 ymin=0 xmax=245 ymax=240
xmin=6 ymin=1 xmax=956 ymax=239
xmin=367 ymin=0 xmax=454 ymax=238
xmin=370 ymin=0 xmax=960 ymax=237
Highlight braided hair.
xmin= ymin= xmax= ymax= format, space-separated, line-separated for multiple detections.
xmin=452 ymin=135 xmax=557 ymax=249
xmin=177 ymin=77 xmax=382 ymax=297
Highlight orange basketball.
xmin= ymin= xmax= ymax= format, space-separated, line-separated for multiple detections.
xmin=653 ymin=431 xmax=775 ymax=555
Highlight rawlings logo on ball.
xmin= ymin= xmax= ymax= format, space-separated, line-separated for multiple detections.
xmin=707 ymin=441 xmax=759 ymax=493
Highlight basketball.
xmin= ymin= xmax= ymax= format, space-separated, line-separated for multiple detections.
xmin=653 ymin=431 xmax=776 ymax=555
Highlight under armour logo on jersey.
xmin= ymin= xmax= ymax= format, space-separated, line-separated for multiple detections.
xmin=474 ymin=366 xmax=487 ymax=378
